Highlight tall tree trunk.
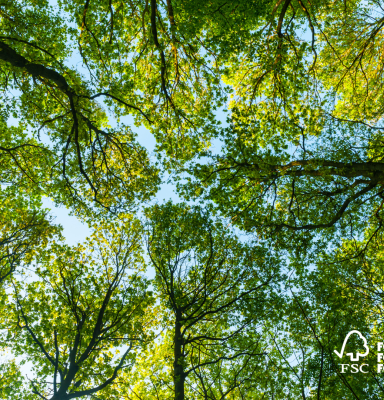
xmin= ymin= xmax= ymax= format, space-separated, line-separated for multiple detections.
xmin=173 ymin=318 xmax=185 ymax=400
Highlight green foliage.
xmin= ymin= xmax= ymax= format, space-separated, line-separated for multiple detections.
xmin=142 ymin=201 xmax=283 ymax=399
xmin=2 ymin=0 xmax=384 ymax=398
xmin=0 ymin=360 xmax=25 ymax=399
xmin=3 ymin=220 xmax=154 ymax=399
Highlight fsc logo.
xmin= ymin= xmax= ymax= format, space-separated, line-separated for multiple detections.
xmin=334 ymin=330 xmax=369 ymax=361
xmin=334 ymin=330 xmax=384 ymax=373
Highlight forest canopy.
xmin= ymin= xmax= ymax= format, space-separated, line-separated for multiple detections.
xmin=1 ymin=0 xmax=384 ymax=398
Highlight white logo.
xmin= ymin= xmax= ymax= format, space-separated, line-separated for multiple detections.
xmin=334 ymin=330 xmax=369 ymax=361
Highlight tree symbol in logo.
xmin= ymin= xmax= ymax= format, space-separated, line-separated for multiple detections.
xmin=334 ymin=330 xmax=369 ymax=361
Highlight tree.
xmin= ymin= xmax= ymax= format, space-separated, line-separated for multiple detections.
xmin=142 ymin=201 xmax=282 ymax=400
xmin=4 ymin=218 xmax=154 ymax=400
xmin=178 ymin=1 xmax=384 ymax=258
xmin=0 ymin=0 xmax=162 ymax=215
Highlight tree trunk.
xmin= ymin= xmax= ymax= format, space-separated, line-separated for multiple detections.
xmin=50 ymin=394 xmax=67 ymax=400
xmin=173 ymin=318 xmax=185 ymax=400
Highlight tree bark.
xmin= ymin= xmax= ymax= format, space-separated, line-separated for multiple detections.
xmin=173 ymin=317 xmax=185 ymax=400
